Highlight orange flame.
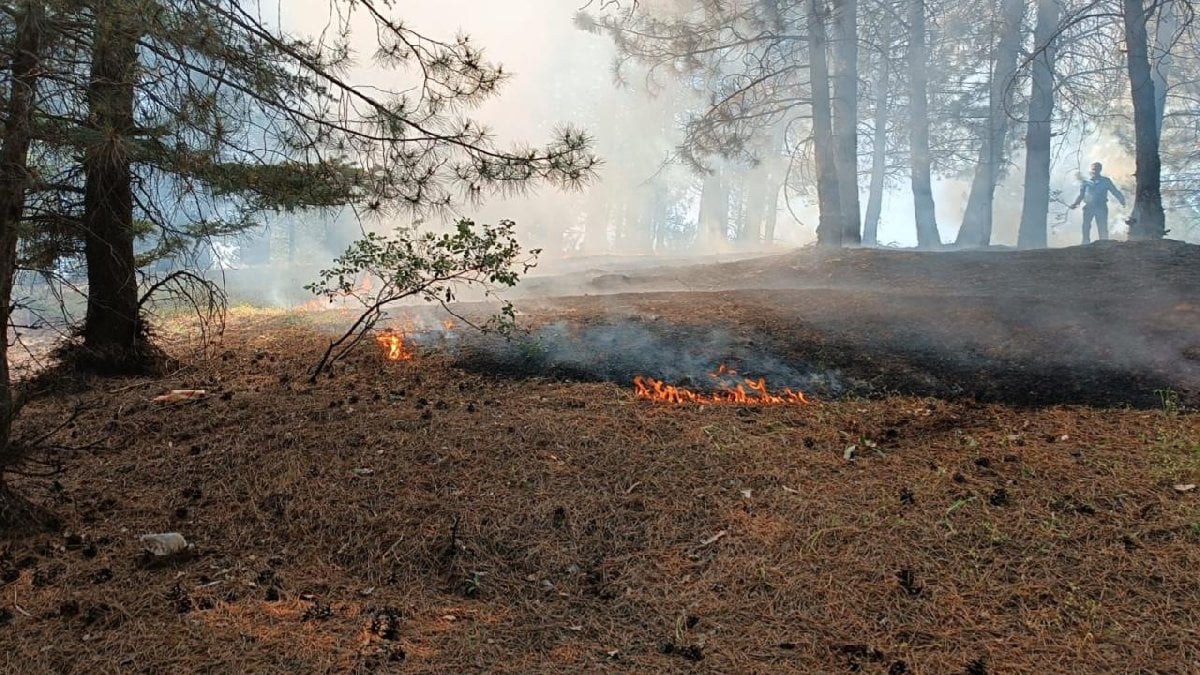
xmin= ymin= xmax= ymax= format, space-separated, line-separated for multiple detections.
xmin=709 ymin=364 xmax=738 ymax=379
xmin=634 ymin=365 xmax=810 ymax=405
xmin=375 ymin=331 xmax=414 ymax=361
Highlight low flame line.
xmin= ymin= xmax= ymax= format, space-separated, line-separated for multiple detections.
xmin=633 ymin=373 xmax=810 ymax=406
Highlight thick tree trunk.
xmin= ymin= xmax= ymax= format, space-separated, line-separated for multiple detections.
xmin=1017 ymin=0 xmax=1058 ymax=249
xmin=863 ymin=16 xmax=892 ymax=247
xmin=908 ymin=0 xmax=940 ymax=248
xmin=955 ymin=0 xmax=1024 ymax=248
xmin=809 ymin=0 xmax=844 ymax=247
xmin=1123 ymin=0 xmax=1167 ymax=239
xmin=0 ymin=1 xmax=43 ymax=474
xmin=831 ymin=0 xmax=861 ymax=244
xmin=83 ymin=3 xmax=144 ymax=368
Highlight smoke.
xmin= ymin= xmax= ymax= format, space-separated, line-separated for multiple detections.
xmin=441 ymin=320 xmax=854 ymax=396
xmin=201 ymin=0 xmax=1196 ymax=310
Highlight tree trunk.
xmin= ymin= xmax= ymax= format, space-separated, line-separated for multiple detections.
xmin=697 ymin=167 xmax=730 ymax=247
xmin=760 ymin=0 xmax=785 ymax=247
xmin=831 ymin=0 xmax=861 ymax=244
xmin=742 ymin=169 xmax=766 ymax=245
xmin=809 ymin=0 xmax=845 ymax=247
xmin=863 ymin=16 xmax=892 ymax=247
xmin=651 ymin=185 xmax=670 ymax=252
xmin=728 ymin=177 xmax=747 ymax=243
xmin=764 ymin=182 xmax=781 ymax=244
xmin=908 ymin=0 xmax=940 ymax=248
xmin=0 ymin=1 xmax=44 ymax=474
xmin=83 ymin=3 xmax=145 ymax=369
xmin=1122 ymin=0 xmax=1166 ymax=239
xmin=1151 ymin=0 xmax=1176 ymax=140
xmin=955 ymin=0 xmax=1024 ymax=248
xmin=1017 ymin=0 xmax=1058 ymax=249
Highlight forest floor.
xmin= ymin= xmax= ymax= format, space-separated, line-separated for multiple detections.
xmin=2 ymin=241 xmax=1199 ymax=673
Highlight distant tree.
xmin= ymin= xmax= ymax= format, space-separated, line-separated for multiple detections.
xmin=862 ymin=11 xmax=895 ymax=247
xmin=586 ymin=0 xmax=862 ymax=247
xmin=810 ymin=0 xmax=848 ymax=245
xmin=908 ymin=0 xmax=941 ymax=248
xmin=1122 ymin=0 xmax=1167 ymax=238
xmin=832 ymin=0 xmax=863 ymax=244
xmin=954 ymin=0 xmax=1024 ymax=248
xmin=1017 ymin=0 xmax=1060 ymax=249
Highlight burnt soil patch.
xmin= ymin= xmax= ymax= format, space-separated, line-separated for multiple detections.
xmin=450 ymin=240 xmax=1200 ymax=408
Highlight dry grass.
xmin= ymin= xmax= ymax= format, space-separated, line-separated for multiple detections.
xmin=1 ymin=316 xmax=1199 ymax=673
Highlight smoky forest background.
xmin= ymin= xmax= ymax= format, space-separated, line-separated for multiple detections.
xmin=0 ymin=1 xmax=1198 ymax=671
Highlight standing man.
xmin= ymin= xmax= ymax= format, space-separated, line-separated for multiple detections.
xmin=1069 ymin=162 xmax=1126 ymax=244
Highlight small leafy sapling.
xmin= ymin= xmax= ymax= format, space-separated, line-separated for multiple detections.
xmin=305 ymin=219 xmax=538 ymax=381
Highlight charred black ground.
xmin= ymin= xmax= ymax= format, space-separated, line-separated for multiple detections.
xmin=445 ymin=240 xmax=1200 ymax=408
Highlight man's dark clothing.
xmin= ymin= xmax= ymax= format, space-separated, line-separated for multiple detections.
xmin=1081 ymin=206 xmax=1109 ymax=243
xmin=1072 ymin=175 xmax=1125 ymax=244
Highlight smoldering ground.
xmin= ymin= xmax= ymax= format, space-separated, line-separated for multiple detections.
xmin=445 ymin=320 xmax=855 ymax=396
xmin=387 ymin=240 xmax=1200 ymax=408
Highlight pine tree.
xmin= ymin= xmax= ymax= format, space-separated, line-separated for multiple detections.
xmin=32 ymin=0 xmax=596 ymax=372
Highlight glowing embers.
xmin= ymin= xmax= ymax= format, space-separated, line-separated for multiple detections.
xmin=375 ymin=330 xmax=415 ymax=361
xmin=633 ymin=364 xmax=810 ymax=406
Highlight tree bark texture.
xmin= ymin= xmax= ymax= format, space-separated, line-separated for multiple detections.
xmin=0 ymin=1 xmax=44 ymax=467
xmin=831 ymin=0 xmax=861 ymax=244
xmin=863 ymin=15 xmax=892 ymax=247
xmin=1122 ymin=0 xmax=1167 ymax=239
xmin=83 ymin=1 xmax=144 ymax=364
xmin=809 ymin=0 xmax=845 ymax=247
xmin=1151 ymin=0 xmax=1175 ymax=140
xmin=1017 ymin=0 xmax=1058 ymax=249
xmin=955 ymin=0 xmax=1024 ymax=247
xmin=908 ymin=0 xmax=940 ymax=248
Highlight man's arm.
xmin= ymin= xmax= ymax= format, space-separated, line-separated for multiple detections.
xmin=1108 ymin=178 xmax=1126 ymax=207
xmin=1070 ymin=182 xmax=1085 ymax=209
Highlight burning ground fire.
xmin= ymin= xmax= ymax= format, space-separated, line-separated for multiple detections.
xmin=371 ymin=324 xmax=807 ymax=405
xmin=374 ymin=320 xmax=456 ymax=361
xmin=375 ymin=331 xmax=414 ymax=361
xmin=634 ymin=364 xmax=811 ymax=405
